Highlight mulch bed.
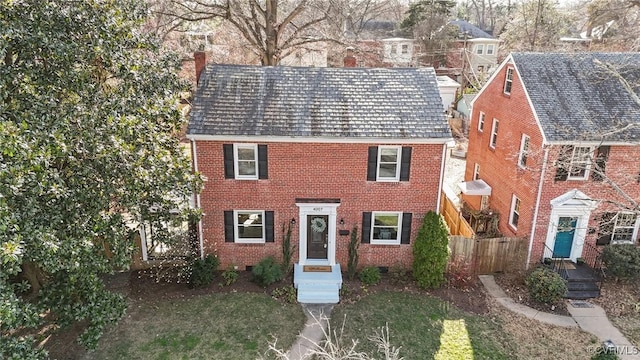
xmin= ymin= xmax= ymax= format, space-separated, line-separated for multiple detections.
xmin=494 ymin=271 xmax=570 ymax=316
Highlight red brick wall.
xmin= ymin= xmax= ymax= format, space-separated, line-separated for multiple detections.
xmin=463 ymin=60 xmax=543 ymax=238
xmin=195 ymin=141 xmax=446 ymax=269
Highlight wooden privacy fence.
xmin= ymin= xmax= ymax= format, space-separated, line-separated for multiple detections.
xmin=449 ymin=235 xmax=527 ymax=274
xmin=440 ymin=191 xmax=474 ymax=238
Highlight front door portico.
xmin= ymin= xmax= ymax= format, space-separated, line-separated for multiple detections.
xmin=296 ymin=200 xmax=340 ymax=266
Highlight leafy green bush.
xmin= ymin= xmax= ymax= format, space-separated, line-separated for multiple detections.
xmin=413 ymin=211 xmax=450 ymax=289
xmin=602 ymin=244 xmax=640 ymax=281
xmin=189 ymin=254 xmax=219 ymax=288
xmin=525 ymin=267 xmax=567 ymax=304
xmin=251 ymin=256 xmax=282 ymax=287
xmin=220 ymin=265 xmax=239 ymax=287
xmin=347 ymin=226 xmax=359 ymax=280
xmin=272 ymin=285 xmax=297 ymax=303
xmin=359 ymin=266 xmax=381 ymax=286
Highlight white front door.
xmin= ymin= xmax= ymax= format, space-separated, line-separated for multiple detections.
xmin=296 ymin=202 xmax=339 ymax=265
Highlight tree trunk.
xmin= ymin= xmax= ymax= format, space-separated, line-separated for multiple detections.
xmin=21 ymin=261 xmax=47 ymax=295
xmin=264 ymin=0 xmax=278 ymax=65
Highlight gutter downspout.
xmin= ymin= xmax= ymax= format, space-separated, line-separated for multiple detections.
xmin=191 ymin=139 xmax=205 ymax=259
xmin=526 ymin=146 xmax=549 ymax=269
xmin=436 ymin=143 xmax=448 ymax=213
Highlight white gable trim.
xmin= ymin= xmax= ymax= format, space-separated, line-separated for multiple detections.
xmin=550 ymin=189 xmax=599 ymax=210
xmin=186 ymin=134 xmax=453 ymax=144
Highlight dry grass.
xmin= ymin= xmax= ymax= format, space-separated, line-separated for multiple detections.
xmin=593 ymin=281 xmax=640 ymax=347
xmin=488 ymin=299 xmax=599 ymax=359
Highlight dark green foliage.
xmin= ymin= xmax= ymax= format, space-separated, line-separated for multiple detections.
xmin=220 ymin=265 xmax=239 ymax=287
xmin=0 ymin=0 xmax=202 ymax=355
xmin=359 ymin=266 xmax=381 ymax=286
xmin=602 ymin=244 xmax=640 ymax=280
xmin=271 ymin=285 xmax=297 ymax=304
xmin=412 ymin=211 xmax=450 ymax=289
xmin=591 ymin=344 xmax=620 ymax=359
xmin=251 ymin=257 xmax=283 ymax=287
xmin=401 ymin=0 xmax=456 ymax=29
xmin=281 ymin=222 xmax=295 ymax=277
xmin=525 ymin=267 xmax=567 ymax=304
xmin=348 ymin=226 xmax=359 ymax=280
xmin=189 ymin=255 xmax=220 ymax=288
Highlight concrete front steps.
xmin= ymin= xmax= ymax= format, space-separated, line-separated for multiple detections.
xmin=565 ymin=278 xmax=601 ymax=299
xmin=293 ymin=264 xmax=342 ymax=304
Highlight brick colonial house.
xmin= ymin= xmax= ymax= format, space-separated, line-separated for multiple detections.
xmin=461 ymin=52 xmax=640 ymax=272
xmin=186 ymin=58 xmax=452 ymax=302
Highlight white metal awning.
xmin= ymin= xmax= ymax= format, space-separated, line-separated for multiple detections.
xmin=458 ymin=180 xmax=492 ymax=196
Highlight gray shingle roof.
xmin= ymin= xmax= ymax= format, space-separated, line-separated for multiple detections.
xmin=512 ymin=52 xmax=640 ymax=142
xmin=187 ymin=65 xmax=451 ymax=140
xmin=450 ymin=20 xmax=494 ymax=39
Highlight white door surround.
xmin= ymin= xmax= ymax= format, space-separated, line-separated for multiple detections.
xmin=296 ymin=201 xmax=340 ymax=266
xmin=544 ymin=189 xmax=598 ymax=262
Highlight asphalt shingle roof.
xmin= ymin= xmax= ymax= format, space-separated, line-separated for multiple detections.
xmin=187 ymin=65 xmax=451 ymax=140
xmin=512 ymin=52 xmax=640 ymax=142
xmin=450 ymin=20 xmax=494 ymax=39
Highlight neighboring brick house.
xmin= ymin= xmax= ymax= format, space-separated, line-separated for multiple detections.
xmin=461 ymin=52 xmax=640 ymax=269
xmin=186 ymin=59 xmax=452 ymax=302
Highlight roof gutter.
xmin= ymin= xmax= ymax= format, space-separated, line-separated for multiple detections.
xmin=526 ymin=146 xmax=549 ymax=269
xmin=185 ymin=134 xmax=454 ymax=144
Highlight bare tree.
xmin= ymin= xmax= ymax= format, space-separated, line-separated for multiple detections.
xmin=158 ymin=0 xmax=335 ymax=65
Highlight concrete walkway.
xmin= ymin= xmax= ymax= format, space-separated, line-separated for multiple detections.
xmin=285 ymin=304 xmax=333 ymax=360
xmin=480 ymin=275 xmax=640 ymax=360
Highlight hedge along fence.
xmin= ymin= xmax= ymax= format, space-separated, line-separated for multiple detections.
xmin=449 ymin=235 xmax=528 ymax=274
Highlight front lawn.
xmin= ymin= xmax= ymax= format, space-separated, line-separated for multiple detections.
xmin=88 ymin=292 xmax=306 ymax=360
xmin=330 ymin=291 xmax=513 ymax=359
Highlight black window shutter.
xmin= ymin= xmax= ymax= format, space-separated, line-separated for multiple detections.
xmin=400 ymin=147 xmax=412 ymax=181
xmin=596 ymin=212 xmax=615 ymax=245
xmin=554 ymin=145 xmax=572 ymax=181
xmin=401 ymin=213 xmax=412 ymax=244
xmin=223 ymin=144 xmax=234 ymax=179
xmin=361 ymin=212 xmax=372 ymax=243
xmin=258 ymin=145 xmax=268 ymax=179
xmin=367 ymin=147 xmax=378 ymax=181
xmin=265 ymin=211 xmax=274 ymax=242
xmin=591 ymin=146 xmax=610 ymax=182
xmin=224 ymin=211 xmax=234 ymax=242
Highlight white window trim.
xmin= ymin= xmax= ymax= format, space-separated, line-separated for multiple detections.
xmin=611 ymin=212 xmax=640 ymax=244
xmin=509 ymin=195 xmax=520 ymax=230
xmin=233 ymin=143 xmax=258 ymax=180
xmin=371 ymin=211 xmax=402 ymax=245
xmin=476 ymin=44 xmax=484 ymax=55
xmin=478 ymin=111 xmax=485 ymax=132
xmin=489 ymin=119 xmax=498 ymax=149
xmin=567 ymin=146 xmax=593 ymax=181
xmin=234 ymin=210 xmax=265 ymax=243
xmin=504 ymin=68 xmax=514 ymax=95
xmin=486 ymin=44 xmax=495 ymax=55
xmin=376 ymin=146 xmax=401 ymax=182
xmin=473 ymin=163 xmax=480 ymax=181
xmin=518 ymin=134 xmax=530 ymax=168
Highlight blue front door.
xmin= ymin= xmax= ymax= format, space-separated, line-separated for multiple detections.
xmin=553 ymin=217 xmax=577 ymax=258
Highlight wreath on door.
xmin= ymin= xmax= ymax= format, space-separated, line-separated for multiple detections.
xmin=310 ymin=217 xmax=327 ymax=233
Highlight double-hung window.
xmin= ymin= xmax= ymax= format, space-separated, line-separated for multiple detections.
xmin=612 ymin=212 xmax=639 ymax=244
xmin=490 ymin=119 xmax=499 ymax=149
xmin=567 ymin=146 xmax=592 ymax=180
xmin=371 ymin=212 xmax=402 ymax=244
xmin=509 ymin=195 xmax=521 ymax=229
xmin=234 ymin=210 xmax=265 ymax=243
xmin=401 ymin=44 xmax=409 ymax=54
xmin=473 ymin=163 xmax=480 ymax=180
xmin=504 ymin=68 xmax=514 ymax=95
xmin=487 ymin=44 xmax=495 ymax=55
xmin=518 ymin=134 xmax=530 ymax=168
xmin=476 ymin=44 xmax=484 ymax=55
xmin=377 ymin=146 xmax=401 ymax=181
xmin=478 ymin=111 xmax=485 ymax=132
xmin=234 ymin=144 xmax=258 ymax=179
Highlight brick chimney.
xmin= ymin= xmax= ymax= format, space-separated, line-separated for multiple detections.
xmin=343 ymin=47 xmax=357 ymax=67
xmin=194 ymin=51 xmax=207 ymax=85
